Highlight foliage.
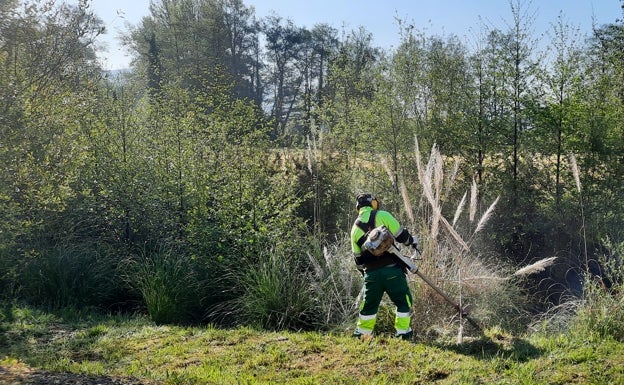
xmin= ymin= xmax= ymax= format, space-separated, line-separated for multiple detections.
xmin=1 ymin=0 xmax=624 ymax=340
xmin=18 ymin=243 xmax=120 ymax=309
xmin=305 ymin=237 xmax=363 ymax=328
xmin=564 ymin=240 xmax=624 ymax=342
xmin=408 ymin=142 xmax=530 ymax=337
xmin=217 ymin=247 xmax=319 ymax=330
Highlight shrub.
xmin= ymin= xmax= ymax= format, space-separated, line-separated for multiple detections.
xmin=305 ymin=237 xmax=363 ymax=329
xmin=19 ymin=243 xmax=118 ymax=309
xmin=405 ymin=141 xmax=530 ymax=337
xmin=121 ymin=246 xmax=202 ymax=324
xmin=533 ymin=240 xmax=624 ymax=342
xmin=569 ymin=241 xmax=624 ymax=342
xmin=217 ymin=247 xmax=319 ymax=331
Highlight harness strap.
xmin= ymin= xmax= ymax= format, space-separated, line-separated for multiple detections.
xmin=355 ymin=210 xmax=377 ymax=247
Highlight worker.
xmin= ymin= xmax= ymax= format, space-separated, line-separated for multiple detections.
xmin=350 ymin=192 xmax=418 ymax=340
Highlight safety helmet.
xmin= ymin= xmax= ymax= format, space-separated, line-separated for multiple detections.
xmin=355 ymin=193 xmax=379 ymax=211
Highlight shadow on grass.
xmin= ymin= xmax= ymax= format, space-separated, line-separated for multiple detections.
xmin=436 ymin=334 xmax=544 ymax=362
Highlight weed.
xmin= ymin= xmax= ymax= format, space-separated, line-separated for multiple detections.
xmin=217 ymin=248 xmax=319 ymax=331
xmin=19 ymin=243 xmax=118 ymax=309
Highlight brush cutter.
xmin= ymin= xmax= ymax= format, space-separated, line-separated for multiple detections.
xmin=389 ymin=245 xmax=483 ymax=332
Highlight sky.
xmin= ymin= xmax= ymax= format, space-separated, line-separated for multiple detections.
xmin=69 ymin=0 xmax=623 ymax=71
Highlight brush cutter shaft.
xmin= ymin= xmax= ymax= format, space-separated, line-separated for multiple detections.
xmin=414 ymin=270 xmax=461 ymax=311
xmin=388 ymin=245 xmax=419 ymax=273
xmin=415 ymin=269 xmax=482 ymax=331
xmin=390 ymin=246 xmax=483 ymax=332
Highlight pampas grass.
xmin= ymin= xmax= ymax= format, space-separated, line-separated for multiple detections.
xmin=400 ymin=180 xmax=415 ymax=224
xmin=568 ymin=153 xmax=588 ymax=272
xmin=452 ymin=192 xmax=467 ymax=227
xmin=405 ymin=138 xmax=526 ymax=337
xmin=474 ymin=197 xmax=499 ymax=235
xmin=513 ymin=257 xmax=558 ymax=277
xmin=307 ymin=241 xmax=362 ymax=326
xmin=380 ymin=155 xmax=396 ymax=186
xmin=469 ymin=179 xmax=478 ymax=223
xmin=568 ymin=153 xmax=581 ymax=194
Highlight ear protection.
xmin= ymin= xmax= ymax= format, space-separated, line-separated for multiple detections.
xmin=356 ymin=193 xmax=379 ymax=211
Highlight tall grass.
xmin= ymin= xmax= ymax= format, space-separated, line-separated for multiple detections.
xmin=216 ymin=247 xmax=321 ymax=331
xmin=568 ymin=153 xmax=588 ymax=272
xmin=531 ymin=156 xmax=624 ymax=342
xmin=306 ymin=238 xmax=363 ymax=328
xmin=571 ymin=277 xmax=624 ymax=342
xmin=405 ymin=138 xmax=529 ymax=336
xmin=19 ymin=243 xmax=118 ymax=309
xmin=535 ymin=261 xmax=624 ymax=343
xmin=121 ymin=246 xmax=202 ymax=324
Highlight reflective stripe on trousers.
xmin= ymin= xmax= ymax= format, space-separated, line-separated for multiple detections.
xmin=356 ymin=313 xmax=376 ymax=335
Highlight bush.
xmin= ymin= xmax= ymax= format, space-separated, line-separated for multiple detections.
xmin=534 ymin=240 xmax=624 ymax=342
xmin=305 ymin=237 xmax=363 ymax=329
xmin=121 ymin=246 xmax=202 ymax=324
xmin=571 ymin=278 xmax=624 ymax=342
xmin=569 ymin=241 xmax=624 ymax=342
xmin=19 ymin=243 xmax=118 ymax=309
xmin=217 ymin=247 xmax=319 ymax=331
xmin=403 ymin=142 xmax=530 ymax=337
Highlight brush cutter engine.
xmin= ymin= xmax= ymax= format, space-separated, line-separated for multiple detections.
xmin=362 ymin=225 xmax=394 ymax=256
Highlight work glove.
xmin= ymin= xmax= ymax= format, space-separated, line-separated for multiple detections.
xmin=407 ymin=234 xmax=419 ymax=249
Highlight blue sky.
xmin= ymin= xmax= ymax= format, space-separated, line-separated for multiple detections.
xmin=79 ymin=0 xmax=622 ymax=70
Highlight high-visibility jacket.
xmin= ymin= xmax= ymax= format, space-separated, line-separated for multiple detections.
xmin=351 ymin=206 xmax=412 ymax=269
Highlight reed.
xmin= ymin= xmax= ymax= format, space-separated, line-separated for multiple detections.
xmin=512 ymin=257 xmax=558 ymax=277
xmin=568 ymin=153 xmax=588 ymax=272
xmin=406 ymin=138 xmax=524 ymax=336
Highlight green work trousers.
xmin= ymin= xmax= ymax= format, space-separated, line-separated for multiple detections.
xmin=357 ymin=265 xmax=413 ymax=334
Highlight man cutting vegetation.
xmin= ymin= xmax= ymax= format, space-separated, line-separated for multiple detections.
xmin=350 ymin=193 xmax=419 ymax=340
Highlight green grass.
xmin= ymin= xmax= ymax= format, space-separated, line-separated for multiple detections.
xmin=1 ymin=306 xmax=624 ymax=384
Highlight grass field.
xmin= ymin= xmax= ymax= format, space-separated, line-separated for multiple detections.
xmin=1 ymin=306 xmax=624 ymax=385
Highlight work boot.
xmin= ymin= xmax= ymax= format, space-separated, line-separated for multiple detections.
xmin=353 ymin=331 xmax=374 ymax=341
xmin=396 ymin=330 xmax=413 ymax=341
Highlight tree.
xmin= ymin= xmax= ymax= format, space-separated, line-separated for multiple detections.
xmin=261 ymin=14 xmax=307 ymax=141
xmin=0 ymin=0 xmax=104 ymax=246
xmin=129 ymin=0 xmax=259 ymax=100
xmin=539 ymin=13 xmax=585 ymax=207
xmin=295 ymin=23 xmax=339 ymax=138
xmin=320 ymin=26 xmax=380 ymax=167
xmin=504 ymin=0 xmax=540 ymax=206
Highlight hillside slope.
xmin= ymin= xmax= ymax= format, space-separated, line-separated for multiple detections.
xmin=1 ymin=309 xmax=623 ymax=384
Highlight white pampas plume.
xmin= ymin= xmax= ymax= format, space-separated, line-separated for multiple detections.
xmin=513 ymin=257 xmax=557 ymax=277
xmin=380 ymin=155 xmax=395 ymax=185
xmin=469 ymin=179 xmax=477 ymax=222
xmin=446 ymin=158 xmax=460 ymax=196
xmin=474 ymin=196 xmax=499 ymax=235
xmin=434 ymin=150 xmax=444 ymax=203
xmin=400 ymin=181 xmax=415 ymax=224
xmin=568 ymin=153 xmax=581 ymax=193
xmin=441 ymin=215 xmax=470 ymax=251
xmin=453 ymin=191 xmax=467 ymax=227
xmin=306 ymin=136 xmax=313 ymax=174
